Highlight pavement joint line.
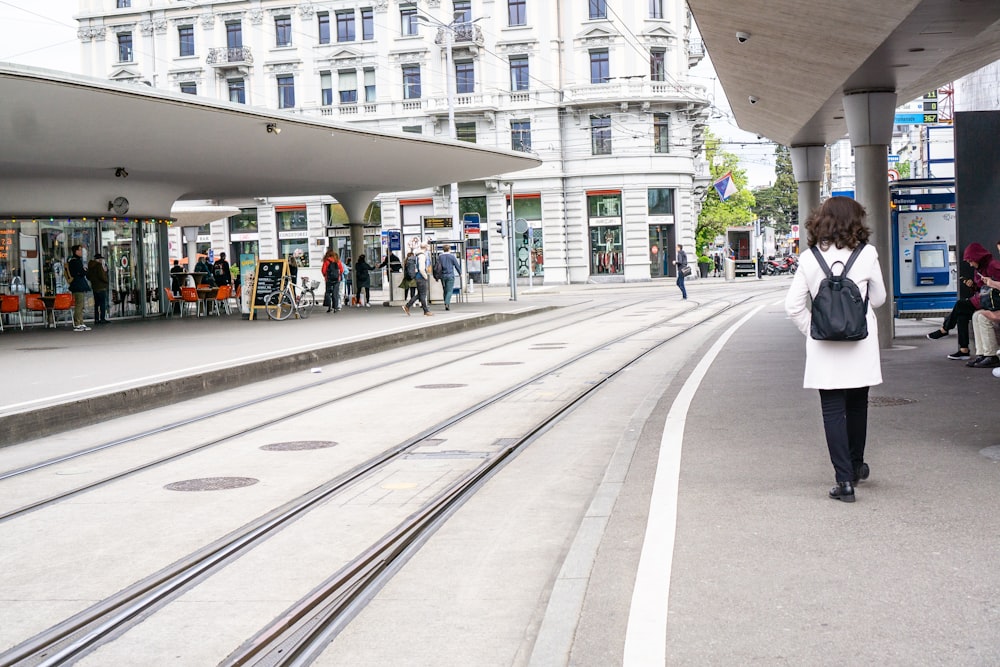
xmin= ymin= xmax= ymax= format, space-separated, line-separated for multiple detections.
xmin=623 ymin=302 xmax=766 ymax=666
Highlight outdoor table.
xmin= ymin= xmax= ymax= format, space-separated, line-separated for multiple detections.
xmin=196 ymin=287 xmax=219 ymax=316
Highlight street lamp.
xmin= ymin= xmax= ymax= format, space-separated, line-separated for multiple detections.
xmin=504 ymin=181 xmax=517 ymax=301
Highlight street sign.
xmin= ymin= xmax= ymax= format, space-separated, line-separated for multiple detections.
xmin=887 ymin=154 xmax=900 ymax=163
xmin=895 ymin=112 xmax=938 ymax=125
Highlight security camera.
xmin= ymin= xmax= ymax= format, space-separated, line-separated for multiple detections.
xmin=736 ymin=31 xmax=750 ymax=44
xmin=748 ymin=96 xmax=759 ymax=105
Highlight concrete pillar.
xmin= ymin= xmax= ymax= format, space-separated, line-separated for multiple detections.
xmin=789 ymin=145 xmax=825 ymax=247
xmin=843 ymin=90 xmax=897 ymax=347
xmin=332 ymin=190 xmax=378 ymax=295
xmin=183 ymin=227 xmax=199 ymax=272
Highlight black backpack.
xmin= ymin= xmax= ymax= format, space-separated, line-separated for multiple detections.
xmin=809 ymin=244 xmax=869 ymax=341
xmin=404 ymin=256 xmax=417 ymax=280
xmin=432 ymin=256 xmax=443 ymax=281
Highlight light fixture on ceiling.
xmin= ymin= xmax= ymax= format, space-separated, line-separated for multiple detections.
xmin=266 ymin=123 xmax=280 ymax=134
xmin=736 ymin=31 xmax=750 ymax=44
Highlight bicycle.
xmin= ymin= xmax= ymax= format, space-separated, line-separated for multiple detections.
xmin=264 ymin=277 xmax=319 ymax=320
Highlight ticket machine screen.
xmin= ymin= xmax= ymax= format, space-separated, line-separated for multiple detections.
xmin=917 ymin=248 xmax=945 ymax=268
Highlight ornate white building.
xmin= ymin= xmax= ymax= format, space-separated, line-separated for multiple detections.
xmin=76 ymin=0 xmax=710 ymax=284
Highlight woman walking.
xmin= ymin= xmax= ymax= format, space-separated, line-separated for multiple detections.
xmin=784 ymin=197 xmax=887 ymax=503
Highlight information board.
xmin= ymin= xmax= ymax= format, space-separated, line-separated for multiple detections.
xmin=249 ymin=259 xmax=287 ymax=320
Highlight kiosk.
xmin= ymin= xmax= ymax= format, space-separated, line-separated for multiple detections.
xmin=891 ymin=179 xmax=957 ymax=317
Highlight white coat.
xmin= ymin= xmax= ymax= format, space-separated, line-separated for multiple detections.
xmin=784 ymin=243 xmax=887 ymax=390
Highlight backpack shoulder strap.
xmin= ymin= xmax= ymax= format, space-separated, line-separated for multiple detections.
xmin=842 ymin=243 xmax=866 ymax=275
xmin=809 ymin=246 xmax=833 ymax=278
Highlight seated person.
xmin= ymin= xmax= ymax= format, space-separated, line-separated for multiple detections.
xmin=968 ymin=275 xmax=1000 ymax=368
xmin=926 ymin=243 xmax=1000 ymax=360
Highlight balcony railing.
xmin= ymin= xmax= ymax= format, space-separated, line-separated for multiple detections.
xmin=434 ymin=22 xmax=484 ymax=47
xmin=206 ymin=46 xmax=253 ymax=66
xmin=564 ymin=80 xmax=709 ymax=106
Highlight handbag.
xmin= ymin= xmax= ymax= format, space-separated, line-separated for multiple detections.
xmin=680 ymin=265 xmax=692 ymax=277
xmin=980 ymin=286 xmax=1000 ymax=311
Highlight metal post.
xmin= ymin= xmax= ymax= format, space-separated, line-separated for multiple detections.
xmin=508 ymin=181 xmax=517 ymax=301
xmin=444 ymin=21 xmax=460 ymax=237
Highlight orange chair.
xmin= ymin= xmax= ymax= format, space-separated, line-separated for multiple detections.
xmin=25 ymin=294 xmax=48 ymax=327
xmin=164 ymin=289 xmax=183 ymax=317
xmin=215 ymin=285 xmax=231 ymax=315
xmin=0 ymin=295 xmax=23 ymax=332
xmin=52 ymin=293 xmax=74 ymax=327
xmin=180 ymin=286 xmax=200 ymax=317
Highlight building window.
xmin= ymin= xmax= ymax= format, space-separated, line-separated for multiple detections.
xmin=456 ymin=121 xmax=477 ymax=143
xmin=362 ymin=8 xmax=374 ymax=40
xmin=455 ymin=61 xmax=474 ymax=94
xmin=117 ymin=0 xmax=130 ymax=7
xmin=402 ymin=64 xmax=421 ymax=99
xmin=336 ymin=10 xmax=356 ymax=42
xmin=591 ymin=115 xmax=611 ymax=155
xmin=511 ymin=120 xmax=531 ymax=152
xmin=650 ymin=48 xmax=665 ymax=82
xmin=402 ymin=125 xmax=422 ymax=134
xmin=364 ymin=67 xmax=376 ymax=102
xmin=117 ymin=32 xmax=133 ymax=62
xmin=508 ymin=0 xmax=526 ymax=26
xmin=454 ymin=1 xmax=472 ymax=24
xmin=401 ymin=5 xmax=418 ymax=36
xmin=649 ymin=0 xmax=664 ymax=19
xmin=648 ymin=188 xmax=675 ymax=215
xmin=318 ymin=12 xmax=330 ymax=44
xmin=320 ymin=71 xmax=333 ymax=105
xmin=590 ymin=49 xmax=609 ymax=84
xmin=339 ymin=70 xmax=358 ymax=104
xmin=510 ymin=55 xmax=529 ymax=91
xmin=229 ymin=208 xmax=258 ymax=233
xmin=178 ymin=25 xmax=194 ymax=57
xmin=277 ymin=74 xmax=295 ymax=109
xmin=180 ymin=81 xmax=197 ymax=95
xmin=229 ymin=78 xmax=245 ymax=104
xmin=226 ymin=21 xmax=243 ymax=48
xmin=276 ymin=207 xmax=308 ymax=231
xmin=653 ymin=113 xmax=670 ymax=153
xmin=275 ymin=16 xmax=292 ymax=47
xmin=589 ymin=0 xmax=607 ymax=20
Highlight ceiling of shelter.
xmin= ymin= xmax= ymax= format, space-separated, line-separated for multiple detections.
xmin=0 ymin=65 xmax=540 ymax=217
xmin=689 ymin=0 xmax=1000 ymax=147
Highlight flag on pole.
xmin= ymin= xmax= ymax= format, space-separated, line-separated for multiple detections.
xmin=713 ymin=171 xmax=738 ymax=201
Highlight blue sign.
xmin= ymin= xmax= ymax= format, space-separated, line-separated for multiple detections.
xmin=384 ymin=230 xmax=401 ymax=251
xmin=895 ymin=112 xmax=938 ymax=125
xmin=887 ymin=154 xmax=900 ymax=163
xmin=462 ymin=212 xmax=481 ymax=225
xmin=831 ymin=190 xmax=855 ymax=199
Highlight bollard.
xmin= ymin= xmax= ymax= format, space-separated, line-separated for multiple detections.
xmin=724 ymin=258 xmax=736 ymax=282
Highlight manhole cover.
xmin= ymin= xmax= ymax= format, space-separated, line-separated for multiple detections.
xmin=164 ymin=477 xmax=259 ymax=492
xmin=415 ymin=383 xmax=468 ymax=389
xmin=980 ymin=445 xmax=1000 ymax=461
xmin=869 ymin=396 xmax=916 ymax=407
xmin=261 ymin=441 xmax=338 ymax=451
xmin=481 ymin=361 xmax=524 ymax=366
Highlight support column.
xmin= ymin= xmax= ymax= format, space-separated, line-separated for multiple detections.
xmin=184 ymin=227 xmax=199 ymax=272
xmin=789 ymin=145 xmax=825 ymax=238
xmin=332 ymin=190 xmax=378 ymax=300
xmin=843 ymin=90 xmax=897 ymax=348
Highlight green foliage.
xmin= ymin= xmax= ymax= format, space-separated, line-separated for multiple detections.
xmin=696 ymin=130 xmax=756 ymax=255
xmin=897 ymin=161 xmax=911 ymax=179
xmin=750 ymin=144 xmax=797 ymax=234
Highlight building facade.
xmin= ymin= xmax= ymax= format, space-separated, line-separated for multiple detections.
xmin=77 ymin=0 xmax=710 ymax=284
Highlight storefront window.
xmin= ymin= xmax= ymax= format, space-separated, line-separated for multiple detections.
xmin=513 ymin=196 xmax=543 ymax=277
xmin=229 ymin=208 xmax=258 ymax=233
xmin=648 ymin=188 xmax=675 ymax=215
xmin=276 ymin=207 xmax=308 ymax=230
xmin=279 ymin=238 xmax=310 ymax=268
xmin=587 ymin=192 xmax=622 ymax=274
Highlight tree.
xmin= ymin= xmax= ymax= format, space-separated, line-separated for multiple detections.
xmin=696 ymin=130 xmax=756 ymax=257
xmin=750 ymin=144 xmax=797 ymax=234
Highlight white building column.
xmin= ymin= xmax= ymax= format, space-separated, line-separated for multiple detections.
xmin=789 ymin=145 xmax=825 ymax=233
xmin=332 ymin=190 xmax=379 ymax=290
xmin=844 ymin=90 xmax=897 ymax=347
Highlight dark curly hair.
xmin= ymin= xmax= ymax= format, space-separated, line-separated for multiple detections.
xmin=805 ymin=196 xmax=870 ymax=250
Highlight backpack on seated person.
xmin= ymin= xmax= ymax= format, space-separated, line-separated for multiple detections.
xmin=403 ymin=256 xmax=417 ymax=281
xmin=809 ymin=244 xmax=869 ymax=342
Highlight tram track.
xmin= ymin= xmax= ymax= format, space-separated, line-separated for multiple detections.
xmin=0 ymin=292 xmax=771 ymax=667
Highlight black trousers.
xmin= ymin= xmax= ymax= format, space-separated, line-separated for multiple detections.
xmin=405 ymin=278 xmax=429 ymax=313
xmin=943 ymin=299 xmax=975 ymax=350
xmin=819 ymin=387 xmax=870 ymax=483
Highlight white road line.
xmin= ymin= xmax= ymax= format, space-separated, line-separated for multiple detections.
xmin=623 ymin=304 xmax=766 ymax=666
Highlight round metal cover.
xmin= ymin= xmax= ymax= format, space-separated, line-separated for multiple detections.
xmin=416 ymin=383 xmax=468 ymax=389
xmin=869 ymin=396 xmax=916 ymax=407
xmin=481 ymin=361 xmax=524 ymax=366
xmin=261 ymin=441 xmax=338 ymax=451
xmin=164 ymin=477 xmax=259 ymax=492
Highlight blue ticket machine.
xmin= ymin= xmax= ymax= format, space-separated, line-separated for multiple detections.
xmin=891 ymin=180 xmax=957 ymax=317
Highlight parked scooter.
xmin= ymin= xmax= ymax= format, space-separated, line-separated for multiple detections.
xmin=764 ymin=255 xmax=798 ymax=276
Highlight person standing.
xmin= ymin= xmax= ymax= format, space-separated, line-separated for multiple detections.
xmin=784 ymin=196 xmax=887 ymax=503
xmin=403 ymin=242 xmax=432 ymax=316
xmin=87 ymin=252 xmax=110 ymax=324
xmin=321 ymin=249 xmax=342 ymax=312
xmin=195 ymin=255 xmax=214 ymax=287
xmin=399 ymin=251 xmax=418 ymax=301
xmin=67 ymin=244 xmax=92 ymax=331
xmin=674 ymin=244 xmax=688 ymax=299
xmin=355 ymin=254 xmax=373 ymax=307
xmin=437 ymin=244 xmax=461 ymax=311
xmin=170 ymin=259 xmax=184 ymax=294
xmin=213 ymin=252 xmax=232 ymax=287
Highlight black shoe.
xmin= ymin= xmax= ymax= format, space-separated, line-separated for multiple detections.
xmin=948 ymin=350 xmax=971 ymax=360
xmin=966 ymin=355 xmax=986 ymax=367
xmin=445 ymin=305 xmax=450 ymax=311
xmin=972 ymin=355 xmax=1000 ymax=368
xmin=326 ymin=307 xmax=332 ymax=312
xmin=853 ymin=462 xmax=870 ymax=483
xmin=829 ymin=481 xmax=855 ymax=503
xmin=926 ymin=329 xmax=948 ymax=340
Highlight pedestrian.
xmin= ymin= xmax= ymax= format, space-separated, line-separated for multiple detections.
xmin=287 ymin=253 xmax=299 ymax=286
xmin=344 ymin=256 xmax=353 ymax=304
xmin=213 ymin=252 xmax=232 ymax=287
xmin=87 ymin=252 xmax=110 ymax=324
xmin=321 ymin=249 xmax=342 ymax=312
xmin=67 ymin=244 xmax=92 ymax=331
xmin=925 ymin=242 xmax=1000 ymax=360
xmin=437 ymin=244 xmax=461 ymax=311
xmin=355 ymin=254 xmax=373 ymax=307
xmin=195 ymin=255 xmax=214 ymax=287
xmin=399 ymin=251 xmax=418 ymax=301
xmin=713 ymin=253 xmax=722 ymax=277
xmin=379 ymin=252 xmax=402 ymax=274
xmin=673 ymin=244 xmax=688 ymax=299
xmin=784 ymin=196 xmax=887 ymax=503
xmin=402 ymin=242 xmax=432 ymax=316
xmin=170 ymin=259 xmax=184 ymax=294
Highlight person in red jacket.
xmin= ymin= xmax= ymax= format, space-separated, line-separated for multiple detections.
xmin=321 ymin=249 xmax=342 ymax=312
xmin=926 ymin=242 xmax=1000 ymax=360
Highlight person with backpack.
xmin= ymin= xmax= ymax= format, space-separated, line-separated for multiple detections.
xmin=784 ymin=196 xmax=886 ymax=504
xmin=402 ymin=242 xmax=432 ymax=316
xmin=321 ymin=249 xmax=342 ymax=312
xmin=67 ymin=244 xmax=92 ymax=331
xmin=436 ymin=244 xmax=462 ymax=311
xmin=212 ymin=252 xmax=232 ymax=287
xmin=398 ymin=251 xmax=418 ymax=301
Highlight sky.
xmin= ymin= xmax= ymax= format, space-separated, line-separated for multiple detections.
xmin=0 ymin=1 xmax=775 ymax=187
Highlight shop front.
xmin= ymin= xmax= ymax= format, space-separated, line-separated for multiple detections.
xmin=588 ymin=191 xmax=623 ymax=276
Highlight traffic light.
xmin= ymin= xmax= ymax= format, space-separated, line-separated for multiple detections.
xmin=496 ymin=219 xmax=505 ymax=238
